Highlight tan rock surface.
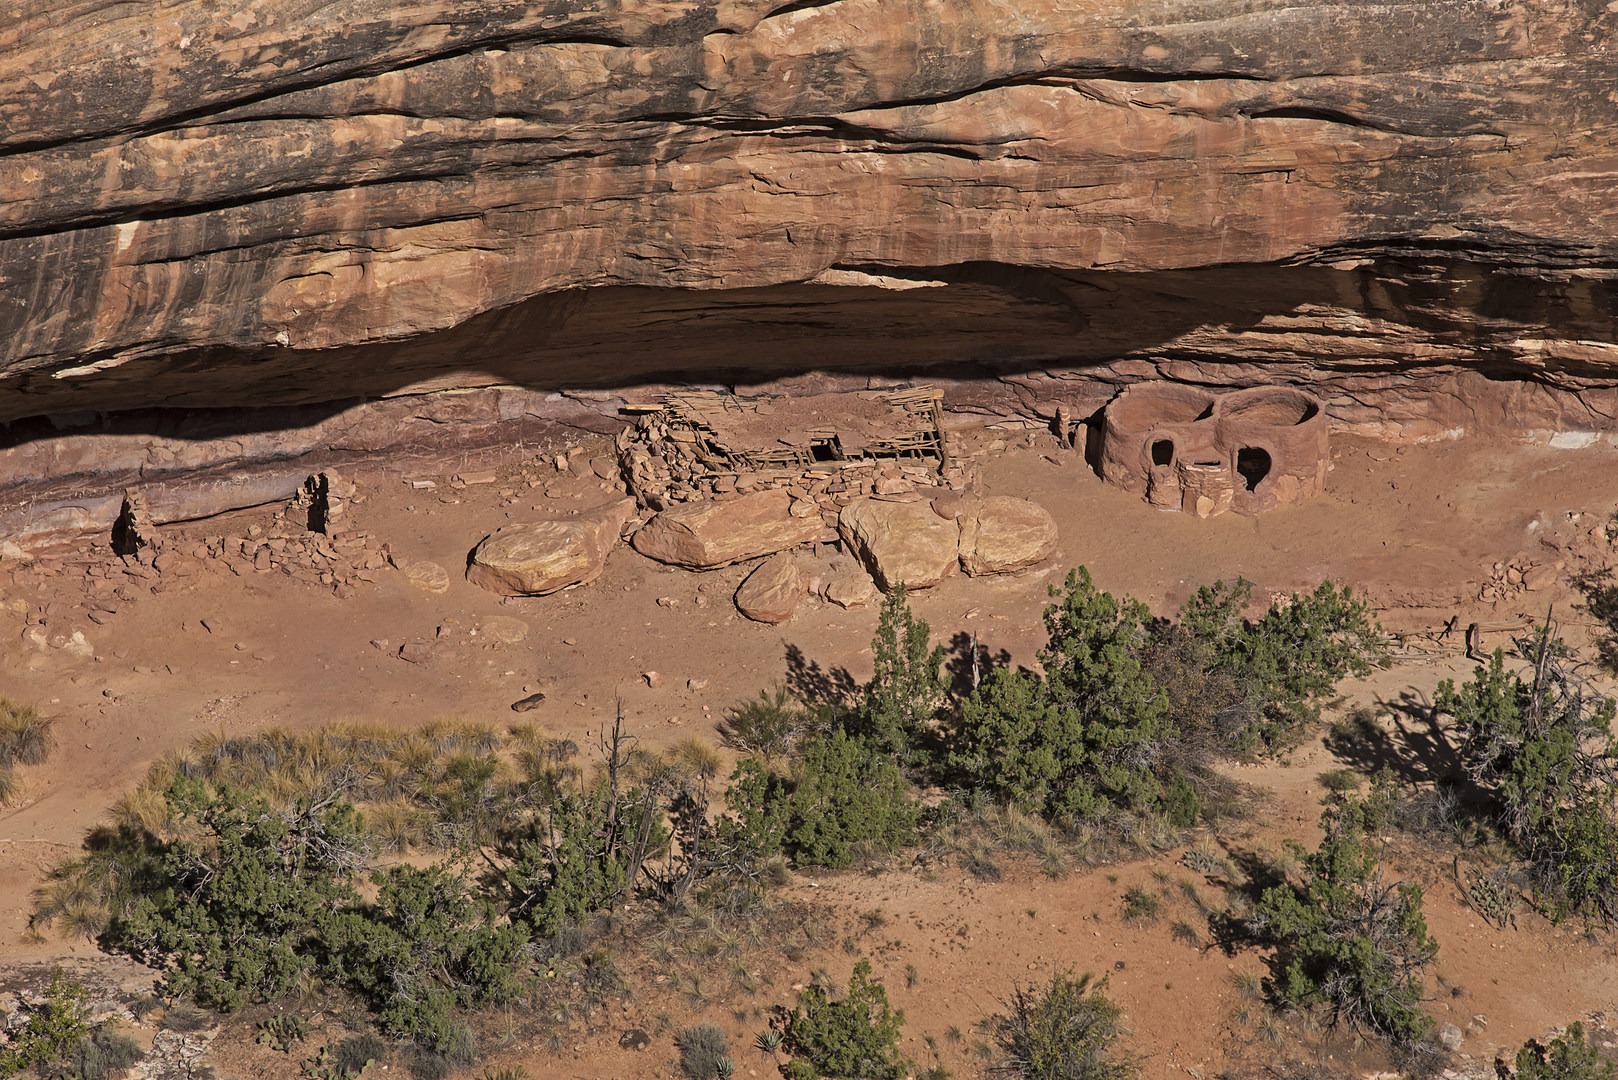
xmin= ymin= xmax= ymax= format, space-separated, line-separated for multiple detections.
xmin=956 ymin=496 xmax=1058 ymax=576
xmin=631 ymin=490 xmax=822 ymax=570
xmin=400 ymin=560 xmax=452 ymax=595
xmin=466 ymin=498 xmax=632 ymax=596
xmin=1 ymin=0 xmax=1616 ymax=430
xmin=734 ymin=553 xmax=805 ymax=624
xmin=838 ymin=497 xmax=959 ymax=592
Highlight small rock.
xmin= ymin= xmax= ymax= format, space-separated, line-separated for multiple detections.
xmin=618 ymin=1029 xmax=651 ymax=1051
xmin=1522 ymin=564 xmax=1558 ymax=591
xmin=397 ymin=641 xmax=436 ymax=665
xmin=687 ymin=678 xmax=708 ymax=691
xmin=478 ymin=615 xmax=530 ymax=645
xmin=1439 ymin=1023 xmax=1464 ymax=1051
xmin=510 ymin=692 xmax=547 ymax=713
xmin=642 ymin=670 xmax=662 ymax=688
xmin=401 ymin=560 xmax=452 ymax=594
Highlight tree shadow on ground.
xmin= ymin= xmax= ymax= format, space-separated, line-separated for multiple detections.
xmin=1323 ymin=691 xmax=1466 ymax=789
xmin=1573 ymin=567 xmax=1618 ymax=674
xmin=783 ymin=643 xmax=858 ymax=712
xmin=942 ymin=630 xmax=1011 ymax=699
xmin=1204 ymin=844 xmax=1289 ymax=957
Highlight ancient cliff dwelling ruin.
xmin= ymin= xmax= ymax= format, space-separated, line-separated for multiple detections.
xmin=1098 ymin=384 xmax=1329 ymax=517
xmin=617 ymin=385 xmax=965 ymax=514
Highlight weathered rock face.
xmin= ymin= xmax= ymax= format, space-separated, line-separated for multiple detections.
xmin=2 ymin=0 xmax=1617 ymax=432
xmin=630 ymin=489 xmax=822 ymax=569
xmin=467 ymin=498 xmax=634 ymax=596
xmin=735 ymin=553 xmax=805 ymax=623
xmin=955 ymin=496 xmax=1059 ymax=576
xmin=839 ymin=497 xmax=960 ymax=592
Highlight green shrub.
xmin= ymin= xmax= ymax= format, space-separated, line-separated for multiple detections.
xmin=849 ymin=585 xmax=946 ymax=768
xmin=784 ymin=730 xmax=917 ymax=869
xmin=1513 ymin=1021 xmax=1615 ymax=1080
xmin=323 ymin=864 xmax=527 ymax=1049
xmin=1178 ymin=579 xmax=1383 ymax=751
xmin=1437 ymin=636 xmax=1618 ymax=923
xmin=951 ymin=569 xmax=1176 ymax=823
xmin=305 ymin=1033 xmax=387 ymax=1080
xmin=55 ymin=1025 xmax=144 ymax=1080
xmin=0 ymin=969 xmax=90 ymax=1079
xmin=1254 ymin=790 xmax=1436 ymax=1047
xmin=1119 ymin=886 xmax=1160 ymax=925
xmin=112 ymin=778 xmax=366 ymax=1011
xmin=776 ymin=960 xmax=908 ymax=1080
xmin=990 ymin=971 xmax=1135 ymax=1080
xmin=713 ymin=758 xmax=791 ymax=875
xmin=677 ymin=1024 xmax=732 ymax=1080
xmin=497 ymin=781 xmax=635 ymax=937
xmin=257 ymin=1014 xmax=309 ymax=1053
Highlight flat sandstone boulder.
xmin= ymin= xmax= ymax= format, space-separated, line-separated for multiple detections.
xmin=838 ymin=497 xmax=959 ymax=592
xmin=735 ymin=553 xmax=805 ymax=624
xmin=467 ymin=498 xmax=633 ymax=596
xmin=631 ymin=489 xmax=822 ymax=570
xmin=955 ymin=495 xmax=1058 ymax=575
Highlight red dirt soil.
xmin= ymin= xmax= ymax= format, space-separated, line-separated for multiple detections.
xmin=4 ymin=428 xmax=1618 ymax=1077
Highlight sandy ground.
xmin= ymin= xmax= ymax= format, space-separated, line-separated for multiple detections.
xmin=3 ymin=427 xmax=1618 ymax=1076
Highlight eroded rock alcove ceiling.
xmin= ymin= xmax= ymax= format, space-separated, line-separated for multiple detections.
xmin=3 ymin=0 xmax=1617 ymax=535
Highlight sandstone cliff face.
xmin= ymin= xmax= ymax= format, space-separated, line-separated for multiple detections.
xmin=2 ymin=0 xmax=1617 ymax=425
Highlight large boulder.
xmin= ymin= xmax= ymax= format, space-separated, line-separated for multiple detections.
xmin=735 ymin=553 xmax=805 ymax=624
xmin=838 ymin=497 xmax=959 ymax=592
xmin=955 ymin=496 xmax=1058 ymax=576
xmin=467 ymin=498 xmax=633 ymax=596
xmin=631 ymin=489 xmax=822 ymax=570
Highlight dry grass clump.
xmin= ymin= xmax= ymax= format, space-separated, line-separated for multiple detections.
xmin=0 ymin=697 xmax=54 ymax=805
xmin=923 ymin=800 xmax=1069 ymax=880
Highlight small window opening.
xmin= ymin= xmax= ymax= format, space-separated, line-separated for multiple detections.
xmin=1150 ymin=439 xmax=1175 ymax=467
xmin=810 ymin=438 xmax=842 ymax=462
xmin=1236 ymin=447 xmax=1272 ymax=491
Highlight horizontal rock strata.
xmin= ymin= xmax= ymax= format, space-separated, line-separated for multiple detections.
xmin=1 ymin=0 xmax=1616 ymax=430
